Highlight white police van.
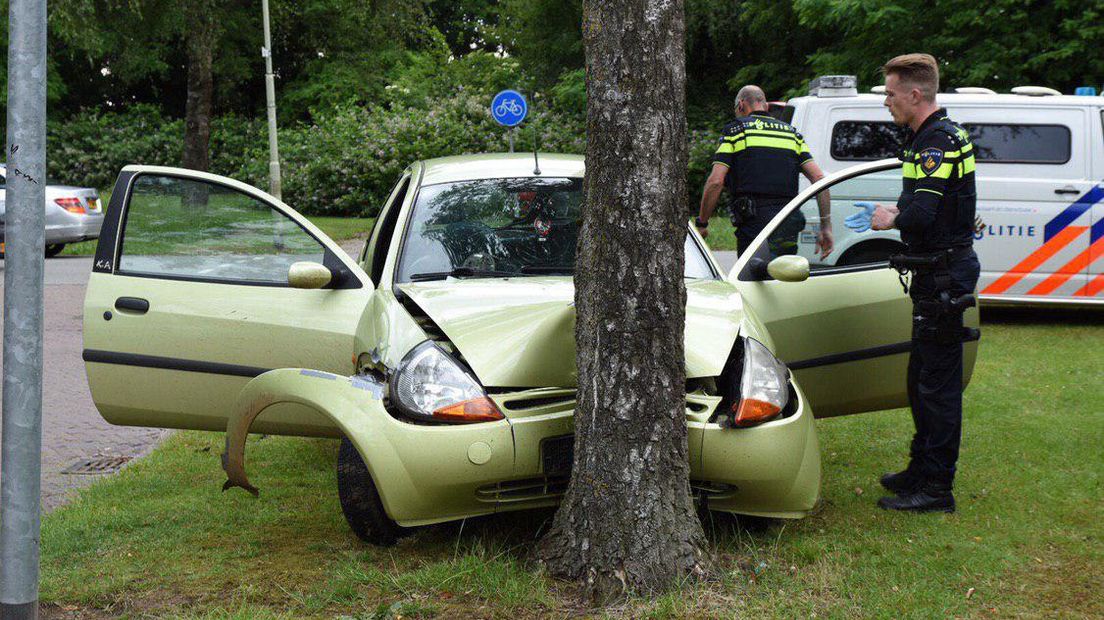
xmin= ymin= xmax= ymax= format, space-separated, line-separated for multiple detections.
xmin=783 ymin=75 xmax=1104 ymax=305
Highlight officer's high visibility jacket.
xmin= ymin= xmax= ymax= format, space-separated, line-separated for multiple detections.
xmin=894 ymin=108 xmax=977 ymax=252
xmin=712 ymin=112 xmax=813 ymax=199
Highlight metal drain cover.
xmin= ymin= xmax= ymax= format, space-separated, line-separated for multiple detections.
xmin=62 ymin=456 xmax=132 ymax=475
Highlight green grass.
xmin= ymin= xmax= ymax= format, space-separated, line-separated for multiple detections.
xmin=40 ymin=313 xmax=1102 ymax=618
xmin=698 ymin=217 xmax=739 ymax=252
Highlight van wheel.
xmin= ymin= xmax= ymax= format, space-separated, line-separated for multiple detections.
xmin=45 ymin=244 xmax=66 ymax=258
xmin=336 ymin=438 xmax=410 ymax=546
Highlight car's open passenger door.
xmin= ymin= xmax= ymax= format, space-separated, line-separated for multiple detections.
xmin=730 ymin=159 xmax=980 ymax=417
xmin=83 ymin=166 xmax=373 ymax=436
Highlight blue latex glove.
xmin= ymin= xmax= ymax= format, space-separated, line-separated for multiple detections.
xmin=844 ymin=201 xmax=877 ymax=233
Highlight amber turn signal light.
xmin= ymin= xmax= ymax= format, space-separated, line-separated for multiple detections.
xmin=432 ymin=397 xmax=505 ymax=423
xmin=731 ymin=398 xmax=781 ymax=427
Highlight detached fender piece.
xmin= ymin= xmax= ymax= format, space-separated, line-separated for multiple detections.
xmin=221 ymin=368 xmax=516 ymax=527
xmin=222 ymin=369 xmax=386 ymax=495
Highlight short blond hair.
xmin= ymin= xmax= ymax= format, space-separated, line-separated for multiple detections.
xmin=883 ymin=53 xmax=939 ymax=102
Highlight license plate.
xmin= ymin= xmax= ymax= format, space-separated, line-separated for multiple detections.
xmin=541 ymin=435 xmax=574 ymax=476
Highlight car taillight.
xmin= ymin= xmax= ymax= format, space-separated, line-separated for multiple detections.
xmin=55 ymin=198 xmax=85 ymax=214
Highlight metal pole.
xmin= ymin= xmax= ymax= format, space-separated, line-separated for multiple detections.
xmin=508 ymin=128 xmax=514 ymax=153
xmin=261 ymin=0 xmax=282 ymax=200
xmin=1 ymin=0 xmax=47 ymax=616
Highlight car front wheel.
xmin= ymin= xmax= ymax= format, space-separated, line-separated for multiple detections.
xmin=336 ymin=438 xmax=410 ymax=546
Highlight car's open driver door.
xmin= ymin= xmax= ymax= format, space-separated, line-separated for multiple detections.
xmin=729 ymin=159 xmax=980 ymax=417
xmin=83 ymin=166 xmax=373 ymax=436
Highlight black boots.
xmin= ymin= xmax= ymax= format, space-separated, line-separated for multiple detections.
xmin=877 ymin=480 xmax=955 ymax=513
xmin=879 ymin=467 xmax=923 ymax=495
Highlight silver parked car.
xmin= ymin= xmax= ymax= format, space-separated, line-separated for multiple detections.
xmin=0 ymin=164 xmax=105 ymax=257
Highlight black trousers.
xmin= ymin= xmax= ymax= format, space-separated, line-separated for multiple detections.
xmin=733 ymin=197 xmax=803 ymax=257
xmin=906 ymin=252 xmax=980 ymax=484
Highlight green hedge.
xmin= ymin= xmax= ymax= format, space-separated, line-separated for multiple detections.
xmin=45 ymin=101 xmax=719 ymax=217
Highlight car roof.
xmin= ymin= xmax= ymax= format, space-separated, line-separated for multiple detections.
xmin=418 ymin=153 xmax=584 ymax=186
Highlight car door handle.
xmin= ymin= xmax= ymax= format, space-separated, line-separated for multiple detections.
xmin=1054 ymin=187 xmax=1080 ymax=195
xmin=114 ymin=297 xmax=149 ymax=314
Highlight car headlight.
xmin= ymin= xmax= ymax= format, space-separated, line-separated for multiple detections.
xmin=732 ymin=337 xmax=791 ymax=427
xmin=390 ymin=341 xmax=504 ymax=423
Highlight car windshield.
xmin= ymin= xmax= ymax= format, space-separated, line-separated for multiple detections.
xmin=395 ymin=177 xmax=715 ymax=282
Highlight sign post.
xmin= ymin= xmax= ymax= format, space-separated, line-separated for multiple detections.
xmin=490 ymin=89 xmax=528 ymax=152
xmin=2 ymin=0 xmax=47 ymax=618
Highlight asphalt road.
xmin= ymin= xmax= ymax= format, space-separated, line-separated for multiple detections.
xmin=0 ymin=246 xmax=738 ymax=512
xmin=0 ymin=254 xmax=166 ymax=511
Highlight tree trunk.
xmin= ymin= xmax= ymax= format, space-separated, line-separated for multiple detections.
xmin=539 ymin=0 xmax=702 ymax=604
xmin=182 ymin=2 xmax=216 ymax=172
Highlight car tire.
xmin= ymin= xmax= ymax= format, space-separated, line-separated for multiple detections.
xmin=45 ymin=244 xmax=65 ymax=258
xmin=336 ymin=437 xmax=410 ymax=546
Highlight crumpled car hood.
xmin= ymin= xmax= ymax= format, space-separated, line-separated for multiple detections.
xmin=399 ymin=277 xmax=743 ymax=387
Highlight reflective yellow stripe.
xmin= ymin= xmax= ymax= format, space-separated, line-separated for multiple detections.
xmin=716 ymin=141 xmax=747 ymax=155
xmin=941 ymin=143 xmax=973 ymax=158
xmin=929 ymin=162 xmax=954 ymax=179
xmin=902 ymin=162 xmax=919 ymax=179
xmin=962 ymin=155 xmax=976 ymax=174
xmin=744 ymin=135 xmax=802 ymax=152
xmin=798 ymin=141 xmax=811 ymax=154
xmin=743 ymin=128 xmax=800 ymax=140
xmin=915 ymin=188 xmax=943 ymax=196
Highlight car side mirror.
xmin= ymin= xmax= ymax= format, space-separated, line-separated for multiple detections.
xmin=288 ymin=261 xmax=333 ymax=289
xmin=767 ymin=255 xmax=810 ymax=282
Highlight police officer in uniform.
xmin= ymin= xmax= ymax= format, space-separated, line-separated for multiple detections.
xmin=696 ymin=86 xmax=833 ymax=259
xmin=871 ymin=54 xmax=980 ymax=513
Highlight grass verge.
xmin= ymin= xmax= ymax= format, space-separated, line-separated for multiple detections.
xmin=40 ymin=310 xmax=1102 ymax=618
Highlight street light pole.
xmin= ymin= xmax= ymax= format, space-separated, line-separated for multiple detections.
xmin=261 ymin=0 xmax=282 ymax=200
xmin=1 ymin=0 xmax=47 ymax=617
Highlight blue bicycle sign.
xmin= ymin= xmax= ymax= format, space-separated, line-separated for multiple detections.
xmin=491 ymin=90 xmax=527 ymax=127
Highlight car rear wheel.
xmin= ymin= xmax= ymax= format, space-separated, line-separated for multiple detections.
xmin=45 ymin=243 xmax=65 ymax=258
xmin=336 ymin=437 xmax=411 ymax=546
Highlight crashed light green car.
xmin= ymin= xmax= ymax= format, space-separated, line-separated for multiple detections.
xmin=83 ymin=154 xmax=979 ymax=544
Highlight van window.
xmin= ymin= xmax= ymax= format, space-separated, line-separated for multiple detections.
xmin=831 ymin=120 xmax=1072 ymax=164
xmin=830 ymin=121 xmax=907 ymax=160
xmin=967 ymin=124 xmax=1070 ymax=164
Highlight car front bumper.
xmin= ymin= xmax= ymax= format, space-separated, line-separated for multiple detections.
xmin=224 ymin=370 xmax=821 ymax=528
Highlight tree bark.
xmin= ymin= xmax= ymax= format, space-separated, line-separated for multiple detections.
xmin=540 ymin=0 xmax=702 ymax=604
xmin=182 ymin=1 xmax=217 ymax=172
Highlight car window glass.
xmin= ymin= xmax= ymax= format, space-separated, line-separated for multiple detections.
xmin=684 ymin=233 xmax=714 ymax=278
xmin=118 ymin=175 xmax=325 ymax=284
xmin=368 ymin=175 xmax=410 ymax=284
xmin=750 ymin=168 xmax=902 ymax=275
xmin=966 ymin=124 xmax=1070 ymax=163
xmin=395 ymin=177 xmax=714 ymax=282
xmin=831 ymin=121 xmax=908 ymax=160
xmin=832 ymin=120 xmax=1072 ymax=165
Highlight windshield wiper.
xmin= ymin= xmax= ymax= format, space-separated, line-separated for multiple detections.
xmin=409 ymin=267 xmax=519 ymax=282
xmin=519 ymin=265 xmax=575 ymax=274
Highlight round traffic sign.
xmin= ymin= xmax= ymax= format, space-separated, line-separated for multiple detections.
xmin=491 ymin=90 xmax=528 ymax=127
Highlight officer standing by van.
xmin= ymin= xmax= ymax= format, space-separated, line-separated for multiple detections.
xmin=696 ymin=86 xmax=833 ymax=258
xmin=870 ymin=54 xmax=980 ymax=513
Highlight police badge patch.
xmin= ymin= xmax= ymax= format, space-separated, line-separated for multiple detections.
xmin=919 ymin=147 xmax=944 ymax=176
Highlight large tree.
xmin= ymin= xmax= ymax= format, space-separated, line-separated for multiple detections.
xmin=539 ymin=0 xmax=703 ymax=603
